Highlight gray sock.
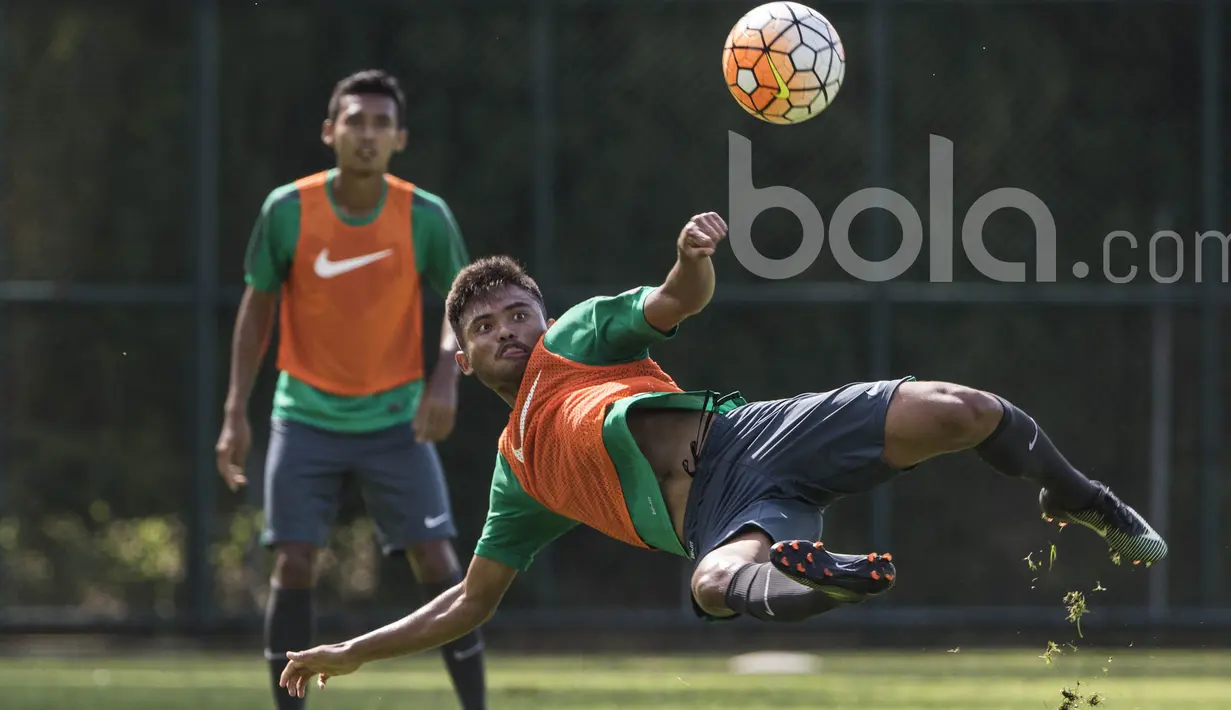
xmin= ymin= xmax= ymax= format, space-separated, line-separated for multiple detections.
xmin=975 ymin=395 xmax=1099 ymax=510
xmin=722 ymin=562 xmax=841 ymax=622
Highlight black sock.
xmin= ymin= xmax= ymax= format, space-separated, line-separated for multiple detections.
xmin=424 ymin=577 xmax=486 ymax=710
xmin=975 ymin=395 xmax=1099 ymax=510
xmin=722 ymin=562 xmax=841 ymax=622
xmin=265 ymin=587 xmax=314 ymax=710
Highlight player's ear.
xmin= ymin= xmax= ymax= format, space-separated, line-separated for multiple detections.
xmin=455 ymin=350 xmax=474 ymax=376
xmin=321 ymin=119 xmax=335 ymax=147
xmin=395 ymin=128 xmax=408 ymax=153
xmin=546 ymin=318 xmax=556 ymax=328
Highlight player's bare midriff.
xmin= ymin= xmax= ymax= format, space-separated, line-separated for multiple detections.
xmin=625 ymin=407 xmax=710 ymax=546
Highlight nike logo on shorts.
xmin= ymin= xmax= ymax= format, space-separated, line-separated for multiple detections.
xmin=424 ymin=513 xmax=451 ymax=528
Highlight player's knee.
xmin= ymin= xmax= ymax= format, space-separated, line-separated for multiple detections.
xmin=919 ymin=382 xmax=1003 ymax=449
xmin=406 ymin=540 xmax=461 ymax=584
xmin=271 ymin=543 xmax=317 ymax=588
xmin=690 ymin=565 xmax=738 ymax=619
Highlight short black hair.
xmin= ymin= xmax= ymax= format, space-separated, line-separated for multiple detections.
xmin=446 ymin=256 xmax=546 ymax=346
xmin=327 ymin=69 xmax=406 ymax=126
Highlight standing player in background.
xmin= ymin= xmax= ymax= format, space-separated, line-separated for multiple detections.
xmin=214 ymin=69 xmax=486 ymax=710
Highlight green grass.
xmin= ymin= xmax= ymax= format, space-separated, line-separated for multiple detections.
xmin=4 ymin=648 xmax=1230 ymax=709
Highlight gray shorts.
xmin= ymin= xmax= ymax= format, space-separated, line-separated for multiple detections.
xmin=682 ymin=377 xmax=914 ymax=618
xmin=259 ymin=418 xmax=457 ymax=555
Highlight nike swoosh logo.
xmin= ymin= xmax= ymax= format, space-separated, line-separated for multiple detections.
xmin=1028 ymin=419 xmax=1039 ymax=450
xmin=313 ymin=248 xmax=394 ymax=278
xmin=424 ymin=513 xmax=451 ymax=528
xmin=762 ymin=567 xmax=776 ymax=616
xmin=766 ymin=54 xmax=790 ymax=99
xmin=452 ymin=641 xmax=484 ymax=661
xmin=511 ymin=370 xmax=543 ymax=463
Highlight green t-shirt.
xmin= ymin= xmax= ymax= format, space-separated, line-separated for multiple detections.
xmin=473 ymin=286 xmax=746 ymax=572
xmin=242 ymin=168 xmax=470 ymax=433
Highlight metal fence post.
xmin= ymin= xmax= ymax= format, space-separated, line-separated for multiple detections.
xmin=530 ymin=0 xmax=558 ymax=608
xmin=867 ymin=0 xmax=894 ymax=558
xmin=1198 ymin=0 xmax=1224 ymax=608
xmin=534 ymin=0 xmax=557 ymax=292
xmin=1149 ymin=207 xmax=1174 ymax=620
xmin=189 ymin=0 xmax=221 ymax=626
xmin=0 ymin=0 xmax=8 ymax=609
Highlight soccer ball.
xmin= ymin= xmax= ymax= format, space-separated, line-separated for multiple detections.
xmin=722 ymin=2 xmax=846 ymax=125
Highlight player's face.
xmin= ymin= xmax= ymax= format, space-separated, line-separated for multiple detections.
xmin=323 ymin=94 xmax=406 ymax=175
xmin=456 ymin=286 xmax=550 ymax=394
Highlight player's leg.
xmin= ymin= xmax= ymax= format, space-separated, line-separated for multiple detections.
xmin=689 ymin=512 xmax=895 ymax=623
xmin=260 ymin=419 xmax=347 ymax=710
xmin=880 ymin=380 xmax=1167 ymax=563
xmin=355 ymin=426 xmax=486 ymax=710
xmin=682 ymin=421 xmax=895 ymax=624
xmin=683 ymin=379 xmax=935 ymax=622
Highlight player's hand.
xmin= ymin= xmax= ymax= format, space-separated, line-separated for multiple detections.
xmin=279 ymin=643 xmax=362 ymax=698
xmin=214 ymin=412 xmax=251 ymax=491
xmin=413 ymin=364 xmax=458 ymax=443
xmin=677 ymin=212 xmax=728 ymax=261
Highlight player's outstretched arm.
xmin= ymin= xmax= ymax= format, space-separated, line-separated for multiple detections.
xmin=278 ymin=555 xmax=517 ymax=698
xmin=215 ymin=286 xmax=278 ymax=492
xmin=644 ymin=212 xmax=728 ymax=333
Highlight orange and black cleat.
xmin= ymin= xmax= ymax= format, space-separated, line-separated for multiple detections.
xmin=769 ymin=540 xmax=897 ymax=604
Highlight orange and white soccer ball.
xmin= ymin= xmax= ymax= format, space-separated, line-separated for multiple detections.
xmin=722 ymin=2 xmax=846 ymax=124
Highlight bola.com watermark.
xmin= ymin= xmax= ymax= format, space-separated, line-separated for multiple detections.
xmin=727 ymin=132 xmax=1230 ymax=284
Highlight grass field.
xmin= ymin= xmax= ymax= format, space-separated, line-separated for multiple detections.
xmin=5 ymin=647 xmax=1231 ymax=709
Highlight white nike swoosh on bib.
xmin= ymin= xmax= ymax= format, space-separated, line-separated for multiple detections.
xmin=511 ymin=370 xmax=543 ymax=463
xmin=313 ymin=248 xmax=394 ymax=278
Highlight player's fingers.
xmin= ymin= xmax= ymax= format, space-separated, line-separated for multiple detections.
xmin=701 ymin=213 xmax=727 ymax=238
xmin=226 ymin=445 xmax=245 ymax=473
xmin=416 ymin=403 xmax=438 ymax=434
xmin=279 ymin=661 xmax=298 ymax=687
xmin=221 ymin=458 xmax=244 ymax=489
xmin=413 ymin=409 xmax=433 ymax=443
xmin=426 ymin=415 xmax=451 ymax=442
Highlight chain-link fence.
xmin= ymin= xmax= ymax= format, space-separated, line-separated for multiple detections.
xmin=0 ymin=0 xmax=1226 ymax=643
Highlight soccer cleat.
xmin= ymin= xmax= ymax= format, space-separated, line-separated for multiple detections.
xmin=1039 ymin=481 xmax=1169 ymax=565
xmin=769 ymin=540 xmax=897 ymax=603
